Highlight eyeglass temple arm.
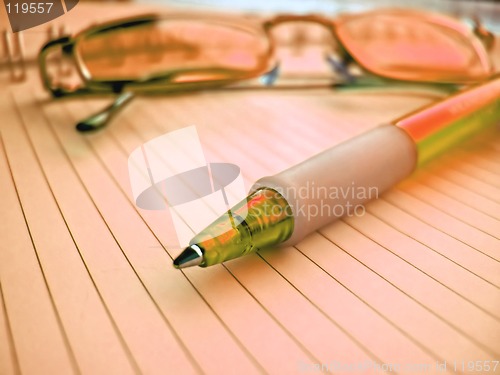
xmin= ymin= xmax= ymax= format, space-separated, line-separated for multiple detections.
xmin=74 ymin=66 xmax=262 ymax=132
xmin=76 ymin=91 xmax=135 ymax=132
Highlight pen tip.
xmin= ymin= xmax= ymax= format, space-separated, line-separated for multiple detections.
xmin=173 ymin=244 xmax=204 ymax=269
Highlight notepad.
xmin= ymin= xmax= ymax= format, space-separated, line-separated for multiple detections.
xmin=1 ymin=51 xmax=499 ymax=375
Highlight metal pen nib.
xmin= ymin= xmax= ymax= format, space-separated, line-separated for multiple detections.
xmin=172 ymin=188 xmax=294 ymax=269
xmin=173 ymin=244 xmax=205 ymax=269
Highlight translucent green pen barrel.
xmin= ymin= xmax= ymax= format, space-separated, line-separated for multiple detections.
xmin=189 ymin=188 xmax=294 ymax=267
xmin=396 ymin=75 xmax=500 ymax=166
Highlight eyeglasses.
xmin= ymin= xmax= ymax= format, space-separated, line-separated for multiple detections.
xmin=38 ymin=8 xmax=495 ymax=131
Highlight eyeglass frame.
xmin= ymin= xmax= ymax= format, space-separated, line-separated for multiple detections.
xmin=38 ymin=8 xmax=496 ymax=99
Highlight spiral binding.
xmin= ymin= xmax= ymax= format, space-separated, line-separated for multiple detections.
xmin=1 ymin=24 xmax=72 ymax=83
xmin=1 ymin=30 xmax=26 ymax=82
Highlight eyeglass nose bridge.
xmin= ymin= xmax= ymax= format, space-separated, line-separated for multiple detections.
xmin=262 ymin=14 xmax=356 ymax=83
xmin=262 ymin=14 xmax=338 ymax=50
xmin=471 ymin=17 xmax=495 ymax=51
xmin=263 ymin=14 xmax=335 ymax=32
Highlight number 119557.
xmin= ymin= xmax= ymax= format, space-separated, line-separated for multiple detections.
xmin=6 ymin=2 xmax=54 ymax=14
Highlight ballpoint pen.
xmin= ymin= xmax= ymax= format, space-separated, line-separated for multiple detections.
xmin=173 ymin=74 xmax=500 ymax=269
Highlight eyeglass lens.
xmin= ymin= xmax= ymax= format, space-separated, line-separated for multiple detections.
xmin=335 ymin=12 xmax=491 ymax=83
xmin=75 ymin=20 xmax=271 ymax=83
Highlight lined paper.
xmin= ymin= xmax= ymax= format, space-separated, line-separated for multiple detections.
xmin=1 ymin=62 xmax=499 ymax=375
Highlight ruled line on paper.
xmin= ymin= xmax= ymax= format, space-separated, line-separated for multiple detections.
xmin=338 ymin=214 xmax=500 ymax=344
xmin=61 ymin=96 xmax=286 ymax=374
xmin=463 ymin=152 xmax=500 ymax=173
xmin=136 ymin=92 xmax=410 ymax=366
xmin=3 ymin=73 xmax=499 ymax=374
xmin=136 ymin=95 xmax=376 ymax=368
xmin=342 ymin=208 xmax=500 ymax=314
xmin=81 ymin=100 xmax=332 ymax=373
xmin=0 ymin=96 xmax=78 ymax=375
xmin=406 ymin=144 xmax=500 ymax=209
xmin=33 ymin=93 xmax=231 ymax=374
xmin=363 ymin=199 xmax=500 ymax=288
xmin=292 ymin=235 xmax=443 ymax=366
xmin=314 ymin=227 xmax=496 ymax=361
xmin=383 ymin=190 xmax=500 ymax=261
xmin=12 ymin=83 xmax=203 ymax=374
xmin=420 ymin=171 xmax=500 ymax=218
xmin=61 ymin=97 xmax=267 ymax=374
xmin=0 ymin=280 xmax=20 ymax=375
xmin=63 ymin=95 xmax=324 ymax=374
xmin=255 ymin=252 xmax=384 ymax=363
xmin=13 ymin=94 xmax=134 ymax=372
xmin=1 ymin=5 xmax=498 ymax=373
xmin=11 ymin=91 xmax=137 ymax=373
xmin=7 ymin=88 xmax=141 ymax=375
xmin=115 ymin=92 xmax=498 ymax=370
xmin=360 ymin=200 xmax=499 ymax=319
xmin=453 ymin=158 xmax=500 ymax=181
xmin=62 ymin=92 xmax=446 ymax=374
xmin=179 ymin=92 xmax=460 ymax=368
xmin=383 ymin=189 xmax=500 ymax=262
xmin=398 ymin=181 xmax=500 ymax=239
xmin=451 ymin=162 xmax=500 ymax=189
xmin=436 ymin=152 xmax=500 ymax=190
xmin=220 ymin=263 xmax=322 ymax=365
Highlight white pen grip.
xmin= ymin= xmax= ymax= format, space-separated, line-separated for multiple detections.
xmin=252 ymin=124 xmax=417 ymax=245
